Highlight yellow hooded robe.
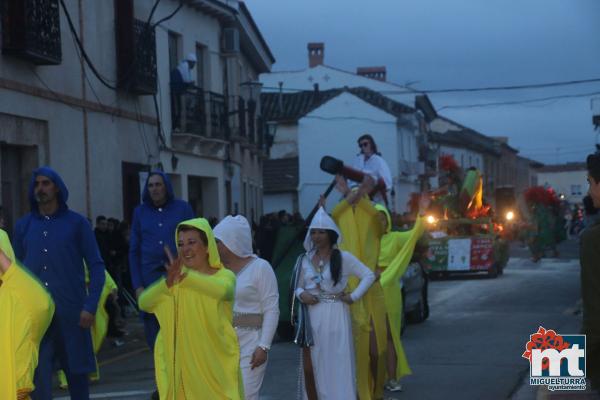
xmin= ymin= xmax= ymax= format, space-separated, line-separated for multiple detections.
xmin=332 ymin=197 xmax=386 ymax=400
xmin=375 ymin=205 xmax=425 ymax=381
xmin=58 ymin=269 xmax=118 ymax=386
xmin=138 ymin=218 xmax=242 ymax=400
xmin=0 ymin=229 xmax=55 ymax=400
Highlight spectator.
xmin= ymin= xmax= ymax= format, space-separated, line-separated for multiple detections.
xmin=580 ymin=153 xmax=600 ymax=391
xmin=95 ymin=215 xmax=111 ymax=267
xmin=170 ymin=53 xmax=197 ymax=131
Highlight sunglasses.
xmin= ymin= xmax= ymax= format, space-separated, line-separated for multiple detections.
xmin=359 ymin=142 xmax=370 ymax=148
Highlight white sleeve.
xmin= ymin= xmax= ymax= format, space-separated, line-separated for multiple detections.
xmin=343 ymin=252 xmax=375 ymax=302
xmin=377 ymin=156 xmax=393 ymax=191
xmin=256 ymin=260 xmax=280 ymax=350
xmin=294 ymin=260 xmax=306 ymax=299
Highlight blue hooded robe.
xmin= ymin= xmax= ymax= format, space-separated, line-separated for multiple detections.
xmin=129 ymin=171 xmax=194 ymax=290
xmin=13 ymin=166 xmax=105 ymax=374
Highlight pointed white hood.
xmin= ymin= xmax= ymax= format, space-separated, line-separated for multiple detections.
xmin=303 ymin=207 xmax=342 ymax=251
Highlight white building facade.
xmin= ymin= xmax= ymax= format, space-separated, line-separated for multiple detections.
xmin=0 ymin=0 xmax=273 ymax=230
xmin=261 ymin=88 xmax=422 ymax=216
xmin=537 ymin=163 xmax=587 ymax=205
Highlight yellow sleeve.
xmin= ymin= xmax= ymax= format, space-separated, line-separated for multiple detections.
xmin=380 ymin=217 xmax=425 ymax=288
xmin=139 ymin=279 xmax=171 ymax=313
xmin=179 ymin=268 xmax=235 ymax=301
xmin=0 ymin=229 xmax=15 ymax=262
xmin=105 ymin=271 xmax=118 ymax=292
xmin=0 ymin=287 xmax=18 ymax=400
xmin=4 ymin=263 xmax=55 ymax=322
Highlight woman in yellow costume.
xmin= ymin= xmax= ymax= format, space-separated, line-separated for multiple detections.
xmin=138 ymin=217 xmax=242 ymax=399
xmin=375 ymin=200 xmax=427 ymax=393
xmin=0 ymin=228 xmax=55 ymax=400
xmin=58 ymin=269 xmax=118 ymax=387
xmin=332 ymin=173 xmax=429 ymax=399
xmin=331 ymin=175 xmax=387 ymax=400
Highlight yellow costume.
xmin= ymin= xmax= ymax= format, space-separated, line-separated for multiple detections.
xmin=0 ymin=229 xmax=55 ymax=400
xmin=376 ymin=205 xmax=425 ymax=381
xmin=139 ymin=218 xmax=242 ymax=400
xmin=58 ymin=270 xmax=118 ymax=386
xmin=332 ymin=197 xmax=386 ymax=400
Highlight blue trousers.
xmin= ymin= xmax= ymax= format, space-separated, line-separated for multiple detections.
xmin=32 ymin=319 xmax=90 ymax=400
xmin=142 ymin=311 xmax=160 ymax=350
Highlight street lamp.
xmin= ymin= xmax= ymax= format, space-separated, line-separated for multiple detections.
xmin=265 ymin=121 xmax=278 ymax=148
xmin=240 ymin=81 xmax=263 ymax=102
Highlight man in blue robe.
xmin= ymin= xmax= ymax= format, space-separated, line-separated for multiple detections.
xmin=129 ymin=171 xmax=194 ymax=348
xmin=13 ymin=167 xmax=106 ymax=400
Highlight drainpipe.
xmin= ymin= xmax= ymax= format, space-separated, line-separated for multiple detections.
xmin=78 ymin=0 xmax=92 ymax=218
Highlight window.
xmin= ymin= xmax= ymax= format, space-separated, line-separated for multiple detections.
xmin=196 ymin=44 xmax=206 ymax=88
xmin=2 ymin=0 xmax=62 ymax=65
xmin=571 ymin=184 xmax=582 ymax=196
xmin=168 ymin=31 xmax=181 ymax=74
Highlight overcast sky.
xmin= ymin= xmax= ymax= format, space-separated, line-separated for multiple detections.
xmin=245 ymin=0 xmax=600 ymax=164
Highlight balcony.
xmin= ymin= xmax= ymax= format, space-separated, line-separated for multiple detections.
xmin=171 ymin=87 xmax=227 ymax=139
xmin=115 ymin=5 xmax=157 ymax=95
xmin=171 ymin=86 xmax=266 ymax=156
xmin=171 ymin=87 xmax=229 ymax=159
xmin=2 ymin=0 xmax=62 ymax=65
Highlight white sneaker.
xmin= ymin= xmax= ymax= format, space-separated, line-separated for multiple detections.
xmin=384 ymin=379 xmax=403 ymax=392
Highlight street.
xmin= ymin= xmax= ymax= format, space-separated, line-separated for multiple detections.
xmin=54 ymin=240 xmax=583 ymax=400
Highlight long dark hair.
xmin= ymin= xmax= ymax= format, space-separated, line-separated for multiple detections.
xmin=357 ymin=133 xmax=381 ymax=156
xmin=326 ymin=230 xmax=342 ymax=286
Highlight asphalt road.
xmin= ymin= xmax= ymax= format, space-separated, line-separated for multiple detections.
xmin=53 ymin=239 xmax=584 ymax=400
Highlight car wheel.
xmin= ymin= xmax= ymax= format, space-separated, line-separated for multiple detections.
xmin=488 ymin=262 xmax=498 ymax=278
xmin=407 ymin=286 xmax=428 ymax=323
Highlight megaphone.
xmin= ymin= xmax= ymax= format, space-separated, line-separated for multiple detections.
xmin=320 ymin=156 xmax=388 ymax=205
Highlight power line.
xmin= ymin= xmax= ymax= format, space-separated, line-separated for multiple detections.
xmin=383 ymin=78 xmax=600 ymax=95
xmin=263 ymin=76 xmax=600 ymax=96
xmin=28 ymin=66 xmax=82 ymax=112
xmin=59 ymin=0 xmax=118 ymax=90
xmin=438 ymin=90 xmax=600 ymax=110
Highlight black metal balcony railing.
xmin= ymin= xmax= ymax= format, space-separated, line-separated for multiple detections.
xmin=2 ymin=0 xmax=62 ymax=65
xmin=171 ymin=88 xmax=265 ymax=148
xmin=171 ymin=87 xmax=227 ymax=140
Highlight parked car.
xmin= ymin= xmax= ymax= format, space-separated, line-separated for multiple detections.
xmin=401 ymin=261 xmax=429 ymax=335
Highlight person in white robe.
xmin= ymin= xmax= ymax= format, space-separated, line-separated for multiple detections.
xmin=352 ymin=133 xmax=393 ymax=205
xmin=214 ymin=215 xmax=280 ymax=400
xmin=293 ymin=207 xmax=375 ymax=400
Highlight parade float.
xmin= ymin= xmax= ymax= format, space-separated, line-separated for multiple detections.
xmin=422 ymin=155 xmax=510 ymax=278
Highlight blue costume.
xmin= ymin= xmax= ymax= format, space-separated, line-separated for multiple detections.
xmin=129 ymin=171 xmax=194 ymax=348
xmin=13 ymin=167 xmax=105 ymax=400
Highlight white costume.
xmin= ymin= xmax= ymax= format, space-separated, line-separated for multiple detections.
xmin=294 ymin=208 xmax=375 ymax=400
xmin=214 ymin=216 xmax=279 ymax=400
xmin=176 ymin=52 xmax=197 ymax=84
xmin=353 ymin=153 xmax=393 ymax=204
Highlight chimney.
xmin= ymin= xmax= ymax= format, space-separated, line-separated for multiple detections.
xmin=308 ymin=42 xmax=324 ymax=68
xmin=356 ymin=66 xmax=387 ymax=82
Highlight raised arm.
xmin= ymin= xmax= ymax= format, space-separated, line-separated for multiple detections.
xmin=179 ymin=268 xmax=235 ymax=301
xmin=380 ymin=217 xmax=425 ymax=288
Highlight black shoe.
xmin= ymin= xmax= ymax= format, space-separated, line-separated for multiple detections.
xmin=151 ymin=389 xmax=159 ymax=400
